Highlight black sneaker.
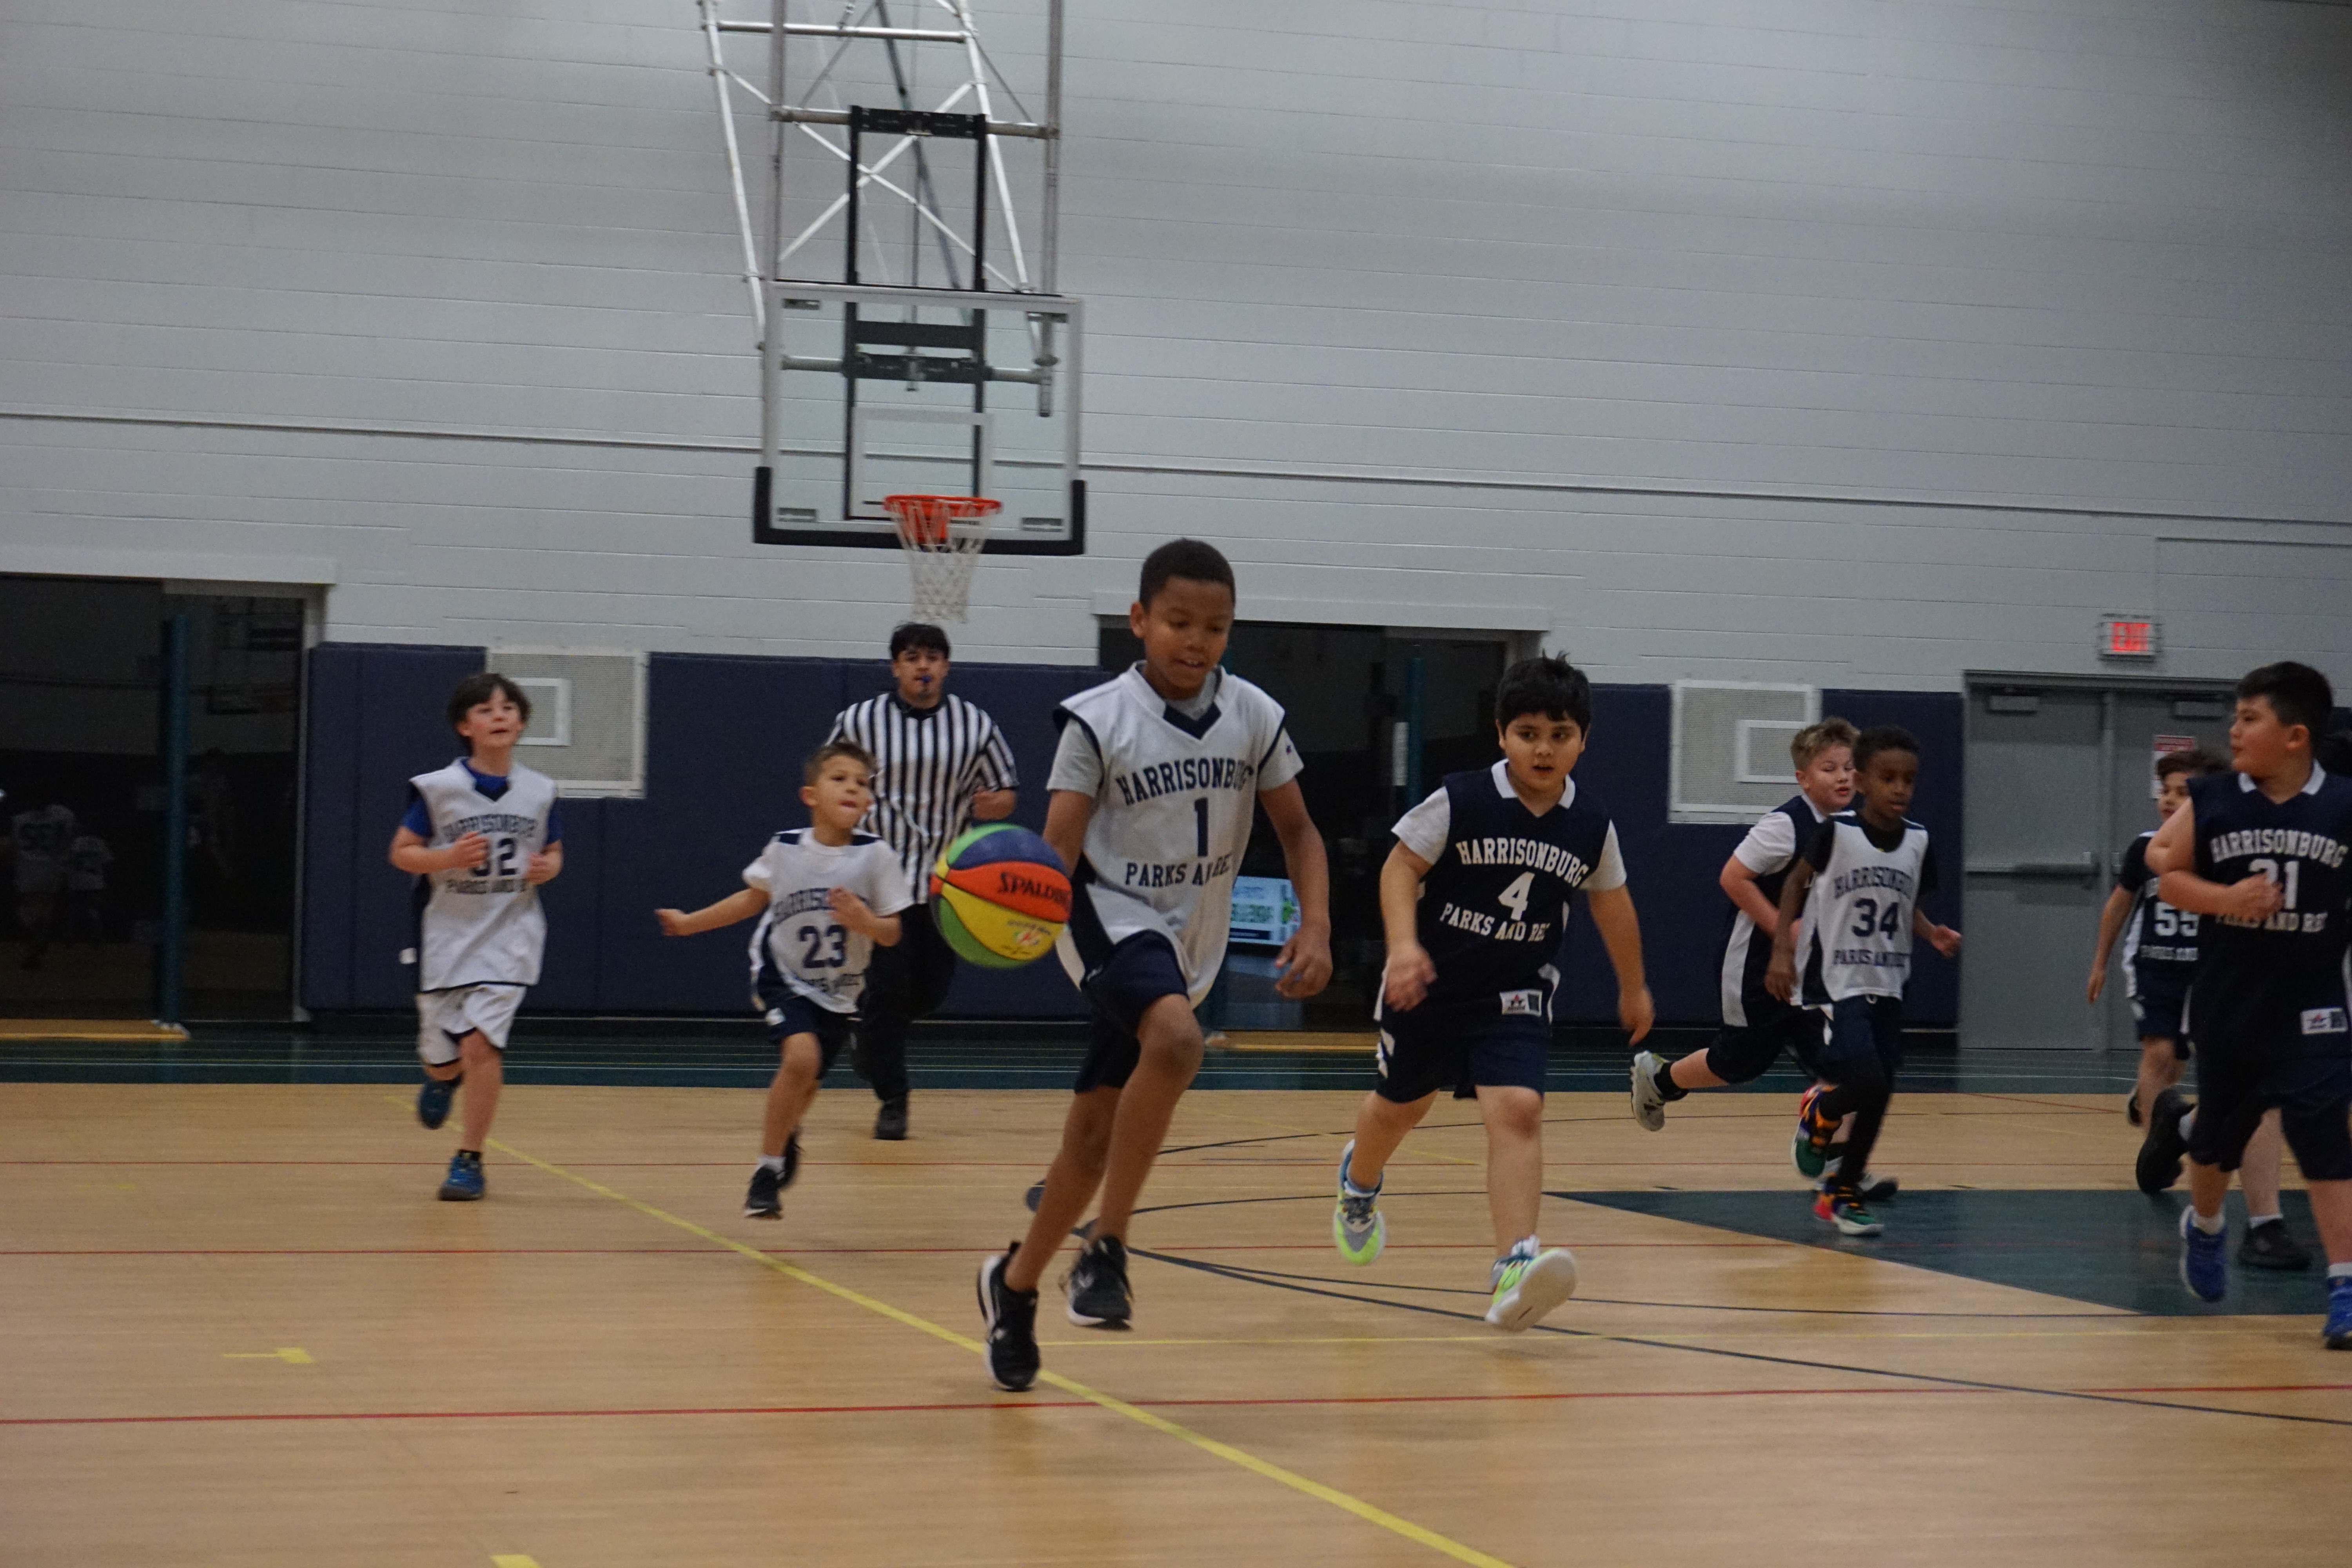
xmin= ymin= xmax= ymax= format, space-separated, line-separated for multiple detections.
xmin=977 ymin=1247 xmax=1040 ymax=1391
xmin=2136 ymin=1088 xmax=2192 ymax=1194
xmin=2239 ymin=1218 xmax=2312 ymax=1272
xmin=744 ymin=1163 xmax=782 ymax=1220
xmin=1065 ymin=1236 xmax=1133 ymax=1328
xmin=780 ymin=1131 xmax=801 ymax=1189
xmin=2124 ymin=1091 xmax=2143 ymax=1127
xmin=874 ymin=1098 xmax=908 ymax=1142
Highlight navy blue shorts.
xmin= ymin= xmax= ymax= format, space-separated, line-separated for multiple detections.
xmin=1818 ymin=994 xmax=1905 ymax=1087
xmin=1706 ymin=1000 xmax=1828 ymax=1085
xmin=1374 ymin=999 xmax=1550 ymax=1103
xmin=755 ymin=982 xmax=856 ymax=1075
xmin=2129 ymin=965 xmax=2193 ymax=1058
xmin=2189 ymin=1041 xmax=2352 ymax=1181
xmin=1073 ymin=931 xmax=1193 ymax=1093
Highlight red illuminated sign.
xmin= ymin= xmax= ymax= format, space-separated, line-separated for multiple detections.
xmin=2100 ymin=617 xmax=2158 ymax=659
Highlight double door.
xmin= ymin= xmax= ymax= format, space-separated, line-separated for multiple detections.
xmin=1960 ymin=678 xmax=2232 ymax=1050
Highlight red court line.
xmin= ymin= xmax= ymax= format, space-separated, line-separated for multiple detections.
xmin=0 ymin=1241 xmax=1785 ymax=1258
xmin=14 ymin=1382 xmax=2347 ymax=1428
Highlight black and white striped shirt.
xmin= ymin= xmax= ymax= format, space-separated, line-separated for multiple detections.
xmin=828 ymin=690 xmax=1018 ymax=900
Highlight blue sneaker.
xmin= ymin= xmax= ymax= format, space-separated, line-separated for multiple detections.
xmin=417 ymin=1072 xmax=460 ymax=1131
xmin=2178 ymin=1205 xmax=2227 ymax=1303
xmin=438 ymin=1150 xmax=485 ymax=1202
xmin=2325 ymin=1278 xmax=2352 ymax=1350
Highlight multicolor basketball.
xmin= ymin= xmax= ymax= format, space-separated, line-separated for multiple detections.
xmin=929 ymin=824 xmax=1072 ymax=968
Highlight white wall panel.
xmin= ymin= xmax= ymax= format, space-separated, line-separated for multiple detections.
xmin=3 ymin=0 xmax=2348 ymax=686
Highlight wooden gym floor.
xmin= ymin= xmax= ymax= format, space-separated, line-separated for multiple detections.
xmin=1 ymin=1080 xmax=2345 ymax=1567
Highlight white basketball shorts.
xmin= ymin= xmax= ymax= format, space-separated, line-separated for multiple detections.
xmin=415 ymin=984 xmax=527 ymax=1065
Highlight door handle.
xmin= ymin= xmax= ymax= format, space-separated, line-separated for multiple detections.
xmin=1965 ymin=856 xmax=2098 ymax=879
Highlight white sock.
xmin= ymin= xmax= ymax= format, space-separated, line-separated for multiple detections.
xmin=1504 ymin=1234 xmax=1539 ymax=1261
xmin=758 ymin=1153 xmax=785 ymax=1172
xmin=2191 ymin=1207 xmax=2225 ymax=1235
xmin=2247 ymin=1213 xmax=2282 ymax=1230
xmin=2177 ymin=1110 xmax=2196 ymax=1141
xmin=2328 ymin=1261 xmax=2352 ymax=1282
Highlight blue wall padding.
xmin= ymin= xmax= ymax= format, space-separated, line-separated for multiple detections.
xmin=1548 ymin=685 xmax=1963 ymax=1029
xmin=300 ymin=642 xmax=488 ymax=1010
xmin=301 ymin=647 xmax=1094 ymax=1018
xmin=303 ymin=648 xmax=1963 ymax=1026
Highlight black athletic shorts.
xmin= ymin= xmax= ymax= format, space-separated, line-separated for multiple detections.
xmin=1817 ymin=994 xmax=1905 ymax=1087
xmin=1706 ymin=1003 xmax=1828 ymax=1085
xmin=2129 ymin=964 xmax=2194 ymax=1060
xmin=756 ymin=983 xmax=857 ymax=1074
xmin=1073 ymin=931 xmax=1193 ymax=1093
xmin=2188 ymin=1040 xmax=2352 ymax=1181
xmin=1374 ymin=997 xmax=1550 ymax=1104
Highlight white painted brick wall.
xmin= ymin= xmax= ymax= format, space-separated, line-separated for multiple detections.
xmin=4 ymin=0 xmax=2349 ymax=686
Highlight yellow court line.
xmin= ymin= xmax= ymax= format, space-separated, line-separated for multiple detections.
xmin=486 ymin=1134 xmax=1519 ymax=1568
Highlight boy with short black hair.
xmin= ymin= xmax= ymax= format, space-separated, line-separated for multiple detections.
xmin=657 ymin=741 xmax=911 ymax=1219
xmin=976 ymin=538 xmax=1332 ymax=1392
xmin=390 ymin=672 xmax=564 ymax=1201
xmin=1768 ymin=725 xmax=1961 ymax=1237
xmin=1331 ymin=654 xmax=1654 ymax=1331
xmin=1632 ymin=717 xmax=1853 ymax=1136
xmin=2142 ymin=661 xmax=2352 ymax=1344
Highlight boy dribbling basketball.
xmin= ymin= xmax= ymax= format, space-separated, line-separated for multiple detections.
xmin=976 ymin=539 xmax=1332 ymax=1392
xmin=657 ymin=742 xmax=911 ymax=1220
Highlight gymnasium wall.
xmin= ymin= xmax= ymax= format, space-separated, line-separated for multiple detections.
xmin=5 ymin=1 xmax=2350 ymax=690
xmin=298 ymin=642 xmax=1962 ymax=1026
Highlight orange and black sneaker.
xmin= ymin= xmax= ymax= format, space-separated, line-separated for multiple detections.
xmin=1813 ymin=1187 xmax=1882 ymax=1237
xmin=1791 ymin=1085 xmax=1838 ymax=1178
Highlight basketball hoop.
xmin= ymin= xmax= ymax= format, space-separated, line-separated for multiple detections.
xmin=882 ymin=494 xmax=1000 ymax=623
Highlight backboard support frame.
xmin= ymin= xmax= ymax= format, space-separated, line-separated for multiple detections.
xmin=693 ymin=1 xmax=1084 ymax=557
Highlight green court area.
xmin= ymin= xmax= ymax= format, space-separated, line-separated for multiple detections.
xmin=1573 ymin=1188 xmax=2323 ymax=1317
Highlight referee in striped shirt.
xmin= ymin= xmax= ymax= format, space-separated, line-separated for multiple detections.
xmin=829 ymin=622 xmax=1018 ymax=1139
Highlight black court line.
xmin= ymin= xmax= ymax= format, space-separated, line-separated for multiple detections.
xmin=1122 ymin=1241 xmax=2352 ymax=1430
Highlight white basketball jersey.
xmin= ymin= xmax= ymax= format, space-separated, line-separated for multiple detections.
xmin=408 ymin=759 xmax=559 ymax=991
xmin=1799 ymin=813 xmax=1933 ymax=1004
xmin=1053 ymin=666 xmax=1300 ymax=1002
xmin=744 ymin=829 xmax=915 ymax=1014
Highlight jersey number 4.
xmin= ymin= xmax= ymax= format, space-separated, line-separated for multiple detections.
xmin=1497 ymin=871 xmax=1534 ymax=920
xmin=1848 ymin=898 xmax=1903 ymax=940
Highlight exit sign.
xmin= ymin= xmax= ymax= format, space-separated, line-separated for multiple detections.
xmin=2100 ymin=617 xmax=2158 ymax=660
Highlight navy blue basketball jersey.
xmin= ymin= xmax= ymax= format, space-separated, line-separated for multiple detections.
xmin=2187 ymin=767 xmax=2352 ymax=1054
xmin=1392 ymin=761 xmax=1624 ymax=1013
xmin=1719 ymin=794 xmax=1828 ymax=1027
xmin=2115 ymin=831 xmax=2199 ymax=989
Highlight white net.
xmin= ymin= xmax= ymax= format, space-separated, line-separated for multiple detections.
xmin=885 ymin=495 xmax=999 ymax=623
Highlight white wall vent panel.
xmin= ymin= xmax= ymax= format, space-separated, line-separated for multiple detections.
xmin=1670 ymin=682 xmax=1819 ymax=825
xmin=486 ymin=649 xmax=646 ymax=799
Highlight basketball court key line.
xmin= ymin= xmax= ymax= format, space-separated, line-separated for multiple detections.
xmin=480 ymin=1131 xmax=1522 ymax=1568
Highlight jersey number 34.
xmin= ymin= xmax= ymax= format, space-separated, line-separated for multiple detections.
xmin=1847 ymin=898 xmax=1902 ymax=940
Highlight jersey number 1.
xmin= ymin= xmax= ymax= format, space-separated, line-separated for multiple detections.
xmin=1193 ymin=797 xmax=1209 ymax=858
